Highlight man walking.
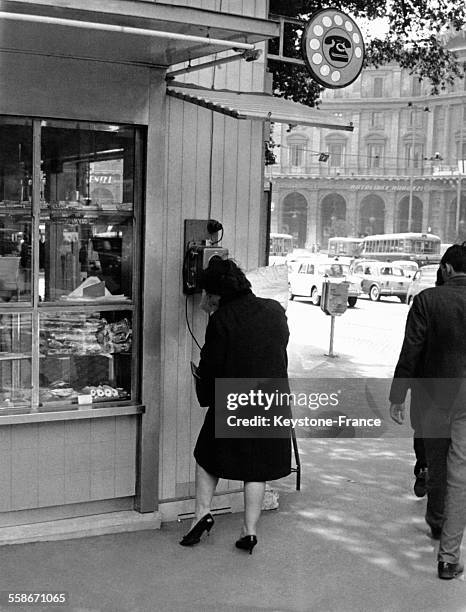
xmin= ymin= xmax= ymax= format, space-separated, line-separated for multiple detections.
xmin=390 ymin=243 xmax=466 ymax=580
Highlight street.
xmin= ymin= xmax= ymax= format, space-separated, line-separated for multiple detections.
xmin=287 ymin=293 xmax=409 ymax=379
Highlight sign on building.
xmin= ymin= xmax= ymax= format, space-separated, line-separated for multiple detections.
xmin=301 ymin=9 xmax=365 ymax=89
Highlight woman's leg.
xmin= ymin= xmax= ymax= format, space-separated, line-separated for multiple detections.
xmin=242 ymin=481 xmax=266 ymax=535
xmin=193 ymin=462 xmax=218 ymax=524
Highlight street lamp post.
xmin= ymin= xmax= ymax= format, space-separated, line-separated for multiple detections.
xmin=408 ymin=107 xmax=415 ymax=232
xmin=456 ymin=103 xmax=465 ymax=236
xmin=407 ymin=103 xmax=429 ymax=232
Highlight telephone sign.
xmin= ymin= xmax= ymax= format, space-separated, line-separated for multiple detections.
xmin=302 ymin=8 xmax=365 ymax=89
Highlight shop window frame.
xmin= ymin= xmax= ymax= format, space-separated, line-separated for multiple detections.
xmin=0 ymin=116 xmax=145 ymax=420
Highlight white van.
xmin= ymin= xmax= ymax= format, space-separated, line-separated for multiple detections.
xmin=289 ymin=257 xmax=361 ymax=307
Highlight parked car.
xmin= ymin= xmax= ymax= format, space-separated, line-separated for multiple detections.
xmin=406 ymin=264 xmax=438 ymax=305
xmin=289 ymin=257 xmax=361 ymax=307
xmin=285 ymin=248 xmax=314 ymax=274
xmin=350 ymin=259 xmax=410 ymax=302
xmin=392 ymin=260 xmax=419 ymax=279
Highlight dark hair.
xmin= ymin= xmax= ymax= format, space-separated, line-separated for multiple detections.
xmin=440 ymin=242 xmax=466 ymax=273
xmin=200 ymin=257 xmax=251 ymax=297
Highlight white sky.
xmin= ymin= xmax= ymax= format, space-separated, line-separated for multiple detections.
xmin=357 ymin=17 xmax=390 ymax=41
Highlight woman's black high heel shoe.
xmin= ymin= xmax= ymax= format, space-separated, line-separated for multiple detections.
xmin=235 ymin=535 xmax=257 ymax=555
xmin=179 ymin=513 xmax=214 ymax=546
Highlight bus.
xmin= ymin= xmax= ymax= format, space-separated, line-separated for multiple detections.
xmin=361 ymin=232 xmax=441 ymax=265
xmin=328 ymin=236 xmax=363 ymax=258
xmin=268 ymin=232 xmax=294 ymax=265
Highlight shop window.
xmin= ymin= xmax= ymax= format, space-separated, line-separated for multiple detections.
xmin=0 ymin=117 xmax=33 ymax=302
xmin=0 ymin=116 xmax=143 ymax=415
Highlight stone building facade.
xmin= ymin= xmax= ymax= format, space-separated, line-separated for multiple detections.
xmin=267 ymin=31 xmax=466 ymax=250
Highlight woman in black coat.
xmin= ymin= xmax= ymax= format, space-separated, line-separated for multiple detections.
xmin=180 ymin=258 xmax=291 ymax=553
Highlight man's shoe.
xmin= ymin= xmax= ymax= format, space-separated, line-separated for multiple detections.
xmin=438 ymin=561 xmax=464 ymax=580
xmin=414 ymin=468 xmax=427 ymax=497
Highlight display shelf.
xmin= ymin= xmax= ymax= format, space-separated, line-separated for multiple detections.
xmin=40 ymin=205 xmax=132 ymax=216
xmin=0 ymin=352 xmax=31 ymax=361
xmin=38 ymin=303 xmax=133 ymax=312
xmin=0 ymin=404 xmax=144 ymax=425
xmin=0 ymin=202 xmax=32 ymax=210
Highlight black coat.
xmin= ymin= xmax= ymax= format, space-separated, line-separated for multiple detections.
xmin=390 ymin=276 xmax=466 ymax=432
xmin=194 ymin=291 xmax=292 ymax=481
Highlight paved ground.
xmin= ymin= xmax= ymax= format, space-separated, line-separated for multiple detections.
xmin=0 ymin=437 xmax=464 ymax=612
xmin=1 ymin=296 xmax=464 ymax=612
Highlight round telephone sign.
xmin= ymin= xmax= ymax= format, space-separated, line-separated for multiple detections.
xmin=301 ymin=8 xmax=365 ymax=89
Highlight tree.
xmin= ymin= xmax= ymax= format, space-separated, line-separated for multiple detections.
xmin=269 ymin=0 xmax=466 ymax=106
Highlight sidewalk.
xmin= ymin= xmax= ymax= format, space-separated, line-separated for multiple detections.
xmin=2 ymin=305 xmax=464 ymax=612
xmin=1 ymin=436 xmax=464 ymax=612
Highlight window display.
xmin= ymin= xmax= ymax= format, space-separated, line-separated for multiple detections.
xmin=0 ymin=117 xmax=33 ymax=303
xmin=40 ymin=121 xmax=135 ymax=303
xmin=0 ymin=313 xmax=32 ymax=413
xmin=39 ymin=310 xmax=132 ymax=409
xmin=0 ymin=116 xmax=142 ymax=416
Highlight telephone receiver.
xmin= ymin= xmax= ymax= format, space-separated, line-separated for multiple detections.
xmin=324 ymin=35 xmax=351 ymax=62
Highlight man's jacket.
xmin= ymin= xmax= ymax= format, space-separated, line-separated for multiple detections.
xmin=390 ymin=276 xmax=466 ymax=411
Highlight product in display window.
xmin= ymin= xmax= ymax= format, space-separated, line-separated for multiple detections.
xmin=0 ymin=116 xmax=141 ymax=416
xmin=81 ymin=384 xmax=129 ymax=401
xmin=40 ymin=312 xmax=132 ymax=357
xmin=59 ymin=276 xmax=129 ymax=302
xmin=39 ymin=310 xmax=132 ymax=407
xmin=0 ymin=312 xmax=32 ymax=412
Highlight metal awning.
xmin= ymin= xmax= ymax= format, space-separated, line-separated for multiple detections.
xmin=167 ymin=85 xmax=354 ymax=131
xmin=0 ymin=0 xmax=278 ymax=66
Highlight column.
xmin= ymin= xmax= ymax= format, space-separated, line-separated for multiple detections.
xmin=384 ymin=193 xmax=397 ymax=233
xmin=346 ymin=190 xmax=358 ymax=236
xmin=422 ymin=191 xmax=430 ymax=232
xmin=305 ymin=191 xmax=318 ymax=248
xmin=443 ymin=104 xmax=452 ymax=167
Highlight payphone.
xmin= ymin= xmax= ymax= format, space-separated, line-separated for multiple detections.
xmin=182 ymin=219 xmax=228 ymax=294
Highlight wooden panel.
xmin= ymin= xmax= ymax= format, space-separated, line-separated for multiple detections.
xmin=136 ymin=72 xmax=167 ymax=512
xmin=225 ymin=0 xmax=244 ymax=15
xmin=0 ymin=498 xmax=133 ymax=528
xmin=158 ymin=0 xmax=269 ymax=505
xmin=160 ymin=96 xmax=185 ymax=501
xmin=247 ymin=122 xmax=266 ymax=269
xmin=173 ymin=0 xmax=268 ymax=93
xmin=188 ymin=104 xmax=214 ymax=486
xmin=221 ymin=117 xmax=240 ymax=258
xmin=159 ymin=98 xmax=266 ymax=502
xmin=235 ymin=119 xmax=254 ymax=267
xmin=176 ymin=100 xmax=199 ymax=490
xmin=3 ymin=417 xmax=137 ymax=512
xmin=0 ymin=52 xmax=149 ymax=125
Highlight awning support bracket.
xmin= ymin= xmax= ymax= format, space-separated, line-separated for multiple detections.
xmin=166 ymin=49 xmax=261 ymax=80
